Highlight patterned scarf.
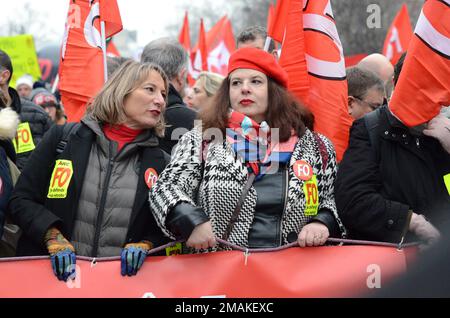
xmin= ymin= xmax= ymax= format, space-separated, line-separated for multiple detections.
xmin=226 ymin=110 xmax=298 ymax=180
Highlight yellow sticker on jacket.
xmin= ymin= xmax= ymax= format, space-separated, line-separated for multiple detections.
xmin=165 ymin=243 xmax=182 ymax=256
xmin=444 ymin=174 xmax=450 ymax=195
xmin=303 ymin=175 xmax=319 ymax=216
xmin=13 ymin=122 xmax=35 ymax=154
xmin=47 ymin=160 xmax=73 ymax=199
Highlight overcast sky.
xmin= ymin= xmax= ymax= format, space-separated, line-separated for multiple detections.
xmin=1 ymin=0 xmax=197 ymax=47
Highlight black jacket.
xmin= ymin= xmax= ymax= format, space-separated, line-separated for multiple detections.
xmin=8 ymin=87 xmax=53 ymax=170
xmin=9 ymin=123 xmax=171 ymax=256
xmin=159 ymin=84 xmax=197 ymax=155
xmin=335 ymin=106 xmax=450 ymax=242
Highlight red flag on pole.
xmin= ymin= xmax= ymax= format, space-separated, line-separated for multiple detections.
xmin=279 ymin=0 xmax=352 ymax=161
xmin=178 ymin=11 xmax=191 ymax=51
xmin=382 ymin=3 xmax=413 ymax=65
xmin=193 ymin=19 xmax=208 ymax=74
xmin=59 ymin=0 xmax=122 ymax=122
xmin=389 ymin=0 xmax=450 ymax=127
xmin=192 ymin=16 xmax=236 ymax=76
xmin=267 ymin=3 xmax=275 ymax=33
xmin=106 ymin=39 xmax=120 ymax=57
xmin=267 ymin=0 xmax=290 ymax=44
xmin=178 ymin=11 xmax=195 ymax=86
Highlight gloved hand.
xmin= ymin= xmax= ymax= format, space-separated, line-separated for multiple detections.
xmin=44 ymin=227 xmax=76 ymax=281
xmin=409 ymin=213 xmax=441 ymax=250
xmin=121 ymin=241 xmax=153 ymax=276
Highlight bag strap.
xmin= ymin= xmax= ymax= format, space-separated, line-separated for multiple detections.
xmin=222 ymin=173 xmax=256 ymax=241
xmin=55 ymin=123 xmax=81 ymax=155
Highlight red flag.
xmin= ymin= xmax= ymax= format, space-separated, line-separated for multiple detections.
xmin=389 ymin=0 xmax=450 ymax=127
xmin=193 ymin=19 xmax=208 ymax=74
xmin=178 ymin=11 xmax=191 ymax=52
xmin=106 ymin=39 xmax=120 ymax=57
xmin=205 ymin=16 xmax=236 ymax=76
xmin=267 ymin=3 xmax=275 ymax=32
xmin=279 ymin=0 xmax=352 ymax=161
xmin=59 ymin=0 xmax=122 ymax=122
xmin=267 ymin=0 xmax=290 ymax=43
xmin=192 ymin=16 xmax=236 ymax=76
xmin=178 ymin=11 xmax=195 ymax=86
xmin=382 ymin=4 xmax=413 ymax=65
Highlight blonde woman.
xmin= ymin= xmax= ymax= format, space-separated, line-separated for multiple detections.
xmin=9 ymin=61 xmax=171 ymax=280
xmin=188 ymin=71 xmax=224 ymax=111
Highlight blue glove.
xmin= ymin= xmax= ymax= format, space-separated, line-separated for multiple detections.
xmin=121 ymin=241 xmax=152 ymax=276
xmin=50 ymin=248 xmax=76 ymax=281
xmin=45 ymin=227 xmax=76 ymax=282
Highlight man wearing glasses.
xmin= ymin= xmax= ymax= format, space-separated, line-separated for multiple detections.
xmin=346 ymin=66 xmax=386 ymax=120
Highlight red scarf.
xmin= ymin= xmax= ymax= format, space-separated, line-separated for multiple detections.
xmin=103 ymin=124 xmax=143 ymax=152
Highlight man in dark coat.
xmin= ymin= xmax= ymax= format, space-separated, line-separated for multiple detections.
xmin=335 ymin=104 xmax=450 ymax=244
xmin=141 ymin=38 xmax=197 ymax=155
xmin=0 ymin=49 xmax=53 ymax=170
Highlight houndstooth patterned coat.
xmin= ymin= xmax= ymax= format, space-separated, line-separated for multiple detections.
xmin=149 ymin=127 xmax=346 ymax=248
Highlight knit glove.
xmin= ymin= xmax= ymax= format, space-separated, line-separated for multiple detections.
xmin=44 ymin=227 xmax=76 ymax=281
xmin=121 ymin=241 xmax=153 ymax=276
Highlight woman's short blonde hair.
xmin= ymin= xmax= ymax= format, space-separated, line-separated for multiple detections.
xmin=196 ymin=71 xmax=224 ymax=97
xmin=86 ymin=60 xmax=169 ymax=137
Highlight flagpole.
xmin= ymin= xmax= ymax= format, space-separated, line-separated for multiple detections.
xmin=264 ymin=36 xmax=273 ymax=52
xmin=100 ymin=21 xmax=108 ymax=83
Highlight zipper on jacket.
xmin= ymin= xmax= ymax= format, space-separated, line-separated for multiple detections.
xmin=279 ymin=167 xmax=289 ymax=246
xmin=91 ymin=142 xmax=114 ymax=257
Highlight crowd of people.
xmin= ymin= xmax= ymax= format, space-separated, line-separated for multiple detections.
xmin=0 ymin=24 xmax=449 ymax=284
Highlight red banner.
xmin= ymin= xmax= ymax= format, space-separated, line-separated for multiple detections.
xmin=0 ymin=246 xmax=414 ymax=298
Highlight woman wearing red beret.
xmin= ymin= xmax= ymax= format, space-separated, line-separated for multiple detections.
xmin=150 ymin=47 xmax=346 ymax=251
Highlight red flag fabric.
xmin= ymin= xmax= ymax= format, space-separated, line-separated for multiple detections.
xmin=268 ymin=0 xmax=290 ymax=43
xmin=389 ymin=0 xmax=450 ymax=127
xmin=279 ymin=0 xmax=352 ymax=161
xmin=193 ymin=19 xmax=208 ymax=74
xmin=99 ymin=0 xmax=122 ymax=38
xmin=106 ymin=40 xmax=120 ymax=57
xmin=382 ymin=4 xmax=413 ymax=65
xmin=178 ymin=11 xmax=191 ymax=52
xmin=59 ymin=0 xmax=122 ymax=122
xmin=192 ymin=16 xmax=236 ymax=76
xmin=267 ymin=3 xmax=275 ymax=33
xmin=0 ymin=246 xmax=414 ymax=297
xmin=178 ymin=11 xmax=195 ymax=86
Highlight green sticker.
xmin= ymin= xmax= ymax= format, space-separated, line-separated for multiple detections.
xmin=165 ymin=243 xmax=182 ymax=256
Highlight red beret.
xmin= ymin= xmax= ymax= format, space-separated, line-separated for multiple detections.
xmin=228 ymin=47 xmax=289 ymax=88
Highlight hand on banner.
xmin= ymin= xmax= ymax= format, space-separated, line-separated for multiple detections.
xmin=298 ymin=222 xmax=329 ymax=247
xmin=423 ymin=114 xmax=450 ymax=154
xmin=44 ymin=227 xmax=76 ymax=281
xmin=186 ymin=221 xmax=217 ymax=250
xmin=121 ymin=241 xmax=153 ymax=276
xmin=409 ymin=213 xmax=441 ymax=250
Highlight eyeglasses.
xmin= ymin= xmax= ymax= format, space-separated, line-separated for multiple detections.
xmin=353 ymin=96 xmax=386 ymax=111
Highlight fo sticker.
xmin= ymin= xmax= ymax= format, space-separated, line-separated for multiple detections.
xmin=303 ymin=175 xmax=319 ymax=216
xmin=47 ymin=160 xmax=73 ymax=199
xmin=145 ymin=168 xmax=158 ymax=189
xmin=13 ymin=122 xmax=36 ymax=154
xmin=293 ymin=160 xmax=313 ymax=181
